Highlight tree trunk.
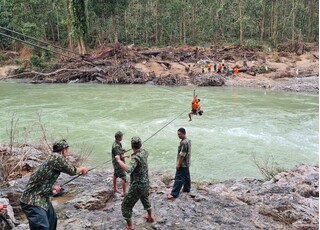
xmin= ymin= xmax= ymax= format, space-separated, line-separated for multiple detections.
xmin=69 ymin=0 xmax=87 ymax=54
xmin=192 ymin=4 xmax=195 ymax=44
xmin=154 ymin=0 xmax=158 ymax=45
xmin=291 ymin=0 xmax=295 ymax=45
xmin=307 ymin=0 xmax=314 ymax=41
xmin=112 ymin=15 xmax=118 ymax=44
xmin=66 ymin=0 xmax=74 ymax=50
xmin=261 ymin=0 xmax=266 ymax=40
xmin=273 ymin=0 xmax=278 ymax=40
xmin=238 ymin=0 xmax=243 ymax=45
xmin=270 ymin=0 xmax=275 ymax=38
xmin=179 ymin=17 xmax=183 ymax=44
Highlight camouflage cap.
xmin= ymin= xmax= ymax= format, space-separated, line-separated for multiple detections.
xmin=53 ymin=139 xmax=69 ymax=152
xmin=115 ymin=131 xmax=124 ymax=137
xmin=131 ymin=136 xmax=141 ymax=144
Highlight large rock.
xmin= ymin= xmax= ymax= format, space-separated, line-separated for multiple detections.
xmin=71 ymin=189 xmax=113 ymax=210
xmin=2 ymin=164 xmax=317 ymax=230
xmin=0 ymin=198 xmax=18 ymax=230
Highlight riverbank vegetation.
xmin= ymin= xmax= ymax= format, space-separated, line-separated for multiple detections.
xmin=0 ymin=0 xmax=318 ymax=52
xmin=0 ymin=1 xmax=318 ymax=93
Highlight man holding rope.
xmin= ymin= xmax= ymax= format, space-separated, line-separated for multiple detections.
xmin=115 ymin=136 xmax=154 ymax=230
xmin=20 ymin=139 xmax=88 ymax=230
xmin=167 ymin=127 xmax=191 ymax=199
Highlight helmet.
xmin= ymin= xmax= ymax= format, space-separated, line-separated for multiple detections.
xmin=115 ymin=131 xmax=124 ymax=137
xmin=53 ymin=139 xmax=69 ymax=153
xmin=131 ymin=136 xmax=141 ymax=144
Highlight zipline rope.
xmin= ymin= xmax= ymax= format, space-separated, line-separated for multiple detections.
xmin=0 ymin=32 xmax=102 ymax=70
xmin=0 ymin=32 xmax=80 ymax=61
xmin=61 ymin=106 xmax=190 ymax=187
xmin=0 ymin=26 xmax=81 ymax=56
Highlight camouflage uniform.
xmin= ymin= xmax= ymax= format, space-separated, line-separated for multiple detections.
xmin=112 ymin=141 xmax=126 ymax=181
xmin=170 ymin=137 xmax=191 ymax=198
xmin=20 ymin=152 xmax=77 ymax=230
xmin=121 ymin=148 xmax=151 ymax=220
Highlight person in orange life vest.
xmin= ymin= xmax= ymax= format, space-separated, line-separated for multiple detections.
xmin=188 ymin=96 xmax=201 ymax=121
xmin=217 ymin=63 xmax=222 ymax=73
xmin=207 ymin=63 xmax=212 ymax=72
xmin=233 ymin=67 xmax=239 ymax=77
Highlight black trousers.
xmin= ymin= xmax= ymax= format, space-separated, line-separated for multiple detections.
xmin=20 ymin=202 xmax=57 ymax=230
xmin=171 ymin=167 xmax=191 ymax=198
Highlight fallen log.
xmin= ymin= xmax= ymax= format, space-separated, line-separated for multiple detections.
xmin=156 ymin=61 xmax=171 ymax=69
xmin=246 ymin=71 xmax=256 ymax=76
xmin=139 ymin=50 xmax=163 ymax=56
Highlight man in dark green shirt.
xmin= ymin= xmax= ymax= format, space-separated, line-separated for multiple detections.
xmin=115 ymin=136 xmax=154 ymax=230
xmin=167 ymin=127 xmax=191 ymax=199
xmin=20 ymin=139 xmax=88 ymax=230
xmin=111 ymin=131 xmax=128 ymax=196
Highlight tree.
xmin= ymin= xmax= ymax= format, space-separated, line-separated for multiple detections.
xmin=0 ymin=0 xmax=318 ymax=50
xmin=69 ymin=0 xmax=88 ymax=54
xmin=106 ymin=0 xmax=129 ymax=44
xmin=238 ymin=0 xmax=244 ymax=45
xmin=261 ymin=0 xmax=266 ymax=40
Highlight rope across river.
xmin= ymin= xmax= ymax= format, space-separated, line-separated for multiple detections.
xmin=59 ymin=106 xmax=190 ymax=187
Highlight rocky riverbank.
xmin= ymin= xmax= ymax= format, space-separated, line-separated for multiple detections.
xmin=224 ymin=75 xmax=319 ymax=93
xmin=0 ymin=152 xmax=318 ymax=230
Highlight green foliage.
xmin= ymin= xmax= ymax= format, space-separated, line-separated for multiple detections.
xmin=256 ymin=65 xmax=268 ymax=74
xmin=29 ymin=55 xmax=43 ymax=68
xmin=69 ymin=0 xmax=87 ymax=40
xmin=0 ymin=0 xmax=318 ymax=50
xmin=243 ymin=39 xmax=263 ymax=49
xmin=0 ymin=53 xmax=5 ymax=63
xmin=42 ymin=46 xmax=54 ymax=61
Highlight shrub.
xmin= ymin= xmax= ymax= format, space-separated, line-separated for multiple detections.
xmin=29 ymin=55 xmax=43 ymax=67
xmin=251 ymin=152 xmax=285 ymax=181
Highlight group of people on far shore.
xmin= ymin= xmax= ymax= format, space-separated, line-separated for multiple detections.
xmin=201 ymin=60 xmax=240 ymax=77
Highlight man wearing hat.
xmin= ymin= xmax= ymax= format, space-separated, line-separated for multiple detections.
xmin=20 ymin=139 xmax=88 ymax=230
xmin=111 ymin=131 xmax=129 ymax=196
xmin=115 ymin=136 xmax=154 ymax=230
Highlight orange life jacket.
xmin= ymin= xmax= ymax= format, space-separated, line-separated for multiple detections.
xmin=192 ymin=98 xmax=199 ymax=110
xmin=234 ymin=68 xmax=239 ymax=74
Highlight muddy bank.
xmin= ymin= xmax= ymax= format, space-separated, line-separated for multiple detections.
xmin=0 ymin=44 xmax=318 ymax=93
xmin=0 ymin=144 xmax=318 ymax=230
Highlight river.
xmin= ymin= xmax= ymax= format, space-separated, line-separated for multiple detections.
xmin=0 ymin=81 xmax=318 ymax=180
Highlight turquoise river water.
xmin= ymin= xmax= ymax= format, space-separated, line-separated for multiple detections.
xmin=0 ymin=81 xmax=318 ymax=181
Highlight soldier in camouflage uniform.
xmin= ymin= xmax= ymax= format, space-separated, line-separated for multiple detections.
xmin=115 ymin=136 xmax=154 ymax=230
xmin=112 ymin=131 xmax=129 ymax=196
xmin=167 ymin=127 xmax=191 ymax=199
xmin=20 ymin=139 xmax=88 ymax=230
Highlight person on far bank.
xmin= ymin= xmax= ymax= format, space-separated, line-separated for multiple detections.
xmin=20 ymin=139 xmax=88 ymax=230
xmin=115 ymin=136 xmax=154 ymax=230
xmin=167 ymin=128 xmax=191 ymax=199
xmin=112 ymin=131 xmax=130 ymax=196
